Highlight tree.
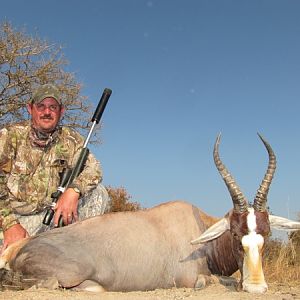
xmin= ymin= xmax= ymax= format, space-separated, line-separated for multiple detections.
xmin=0 ymin=22 xmax=95 ymax=136
xmin=106 ymin=186 xmax=142 ymax=212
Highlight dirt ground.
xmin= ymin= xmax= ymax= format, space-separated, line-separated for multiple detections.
xmin=0 ymin=281 xmax=299 ymax=300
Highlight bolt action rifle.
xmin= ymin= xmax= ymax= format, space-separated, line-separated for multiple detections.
xmin=42 ymin=88 xmax=112 ymax=228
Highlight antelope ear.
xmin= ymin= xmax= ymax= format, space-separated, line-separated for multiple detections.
xmin=191 ymin=217 xmax=230 ymax=245
xmin=269 ymin=215 xmax=300 ymax=231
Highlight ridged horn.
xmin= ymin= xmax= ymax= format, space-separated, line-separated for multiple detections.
xmin=214 ymin=134 xmax=248 ymax=213
xmin=253 ymin=133 xmax=276 ymax=212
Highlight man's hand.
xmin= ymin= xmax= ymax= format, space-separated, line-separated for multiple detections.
xmin=53 ymin=188 xmax=80 ymax=226
xmin=1 ymin=223 xmax=29 ymax=254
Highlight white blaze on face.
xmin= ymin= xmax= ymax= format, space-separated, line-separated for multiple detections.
xmin=241 ymin=208 xmax=268 ymax=294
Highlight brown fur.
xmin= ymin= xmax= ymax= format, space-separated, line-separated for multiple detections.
xmin=254 ymin=211 xmax=270 ymax=237
xmin=0 ymin=238 xmax=31 ymax=269
xmin=0 ymin=201 xmax=239 ymax=292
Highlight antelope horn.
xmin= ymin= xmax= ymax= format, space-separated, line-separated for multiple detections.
xmin=253 ymin=133 xmax=276 ymax=212
xmin=214 ymin=134 xmax=248 ymax=213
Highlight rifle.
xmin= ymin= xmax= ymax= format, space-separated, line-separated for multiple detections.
xmin=42 ymin=88 xmax=112 ymax=227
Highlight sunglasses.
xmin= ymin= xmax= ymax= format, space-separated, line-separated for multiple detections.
xmin=34 ymin=103 xmax=61 ymax=112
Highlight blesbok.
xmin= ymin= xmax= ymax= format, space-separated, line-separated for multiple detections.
xmin=0 ymin=134 xmax=299 ymax=293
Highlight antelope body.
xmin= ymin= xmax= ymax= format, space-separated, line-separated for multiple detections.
xmin=0 ymin=134 xmax=299 ymax=293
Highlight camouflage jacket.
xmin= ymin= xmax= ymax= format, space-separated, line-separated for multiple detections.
xmin=0 ymin=121 xmax=102 ymax=231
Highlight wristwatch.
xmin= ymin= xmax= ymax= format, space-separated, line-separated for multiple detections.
xmin=69 ymin=185 xmax=81 ymax=195
xmin=72 ymin=187 xmax=81 ymax=194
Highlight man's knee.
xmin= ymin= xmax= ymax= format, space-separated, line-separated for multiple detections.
xmin=78 ymin=184 xmax=111 ymax=220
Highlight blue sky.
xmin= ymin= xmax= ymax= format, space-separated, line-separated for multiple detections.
xmin=1 ymin=1 xmax=300 ymax=223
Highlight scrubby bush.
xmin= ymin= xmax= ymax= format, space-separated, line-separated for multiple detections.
xmin=106 ymin=186 xmax=142 ymax=213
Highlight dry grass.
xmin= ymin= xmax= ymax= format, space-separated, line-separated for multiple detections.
xmin=263 ymin=233 xmax=300 ymax=284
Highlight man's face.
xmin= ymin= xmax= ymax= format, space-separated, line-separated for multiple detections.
xmin=27 ymin=98 xmax=64 ymax=132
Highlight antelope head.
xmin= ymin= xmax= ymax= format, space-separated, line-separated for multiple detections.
xmin=192 ymin=134 xmax=300 ymax=293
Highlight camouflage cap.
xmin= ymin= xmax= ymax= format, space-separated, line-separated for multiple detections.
xmin=32 ymin=84 xmax=62 ymax=105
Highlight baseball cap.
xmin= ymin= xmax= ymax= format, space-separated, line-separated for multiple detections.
xmin=31 ymin=84 xmax=62 ymax=105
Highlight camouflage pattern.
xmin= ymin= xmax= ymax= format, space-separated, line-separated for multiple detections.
xmin=0 ymin=121 xmax=102 ymax=231
xmin=0 ymin=184 xmax=110 ymax=241
xmin=18 ymin=183 xmax=110 ymax=236
xmin=32 ymin=84 xmax=62 ymax=104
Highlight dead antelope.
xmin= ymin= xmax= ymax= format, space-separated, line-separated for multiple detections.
xmin=0 ymin=134 xmax=299 ymax=293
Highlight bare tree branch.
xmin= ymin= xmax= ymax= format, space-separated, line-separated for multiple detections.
xmin=0 ymin=22 xmax=100 ymax=142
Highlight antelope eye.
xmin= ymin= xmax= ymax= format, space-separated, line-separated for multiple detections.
xmin=232 ymin=232 xmax=239 ymax=239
